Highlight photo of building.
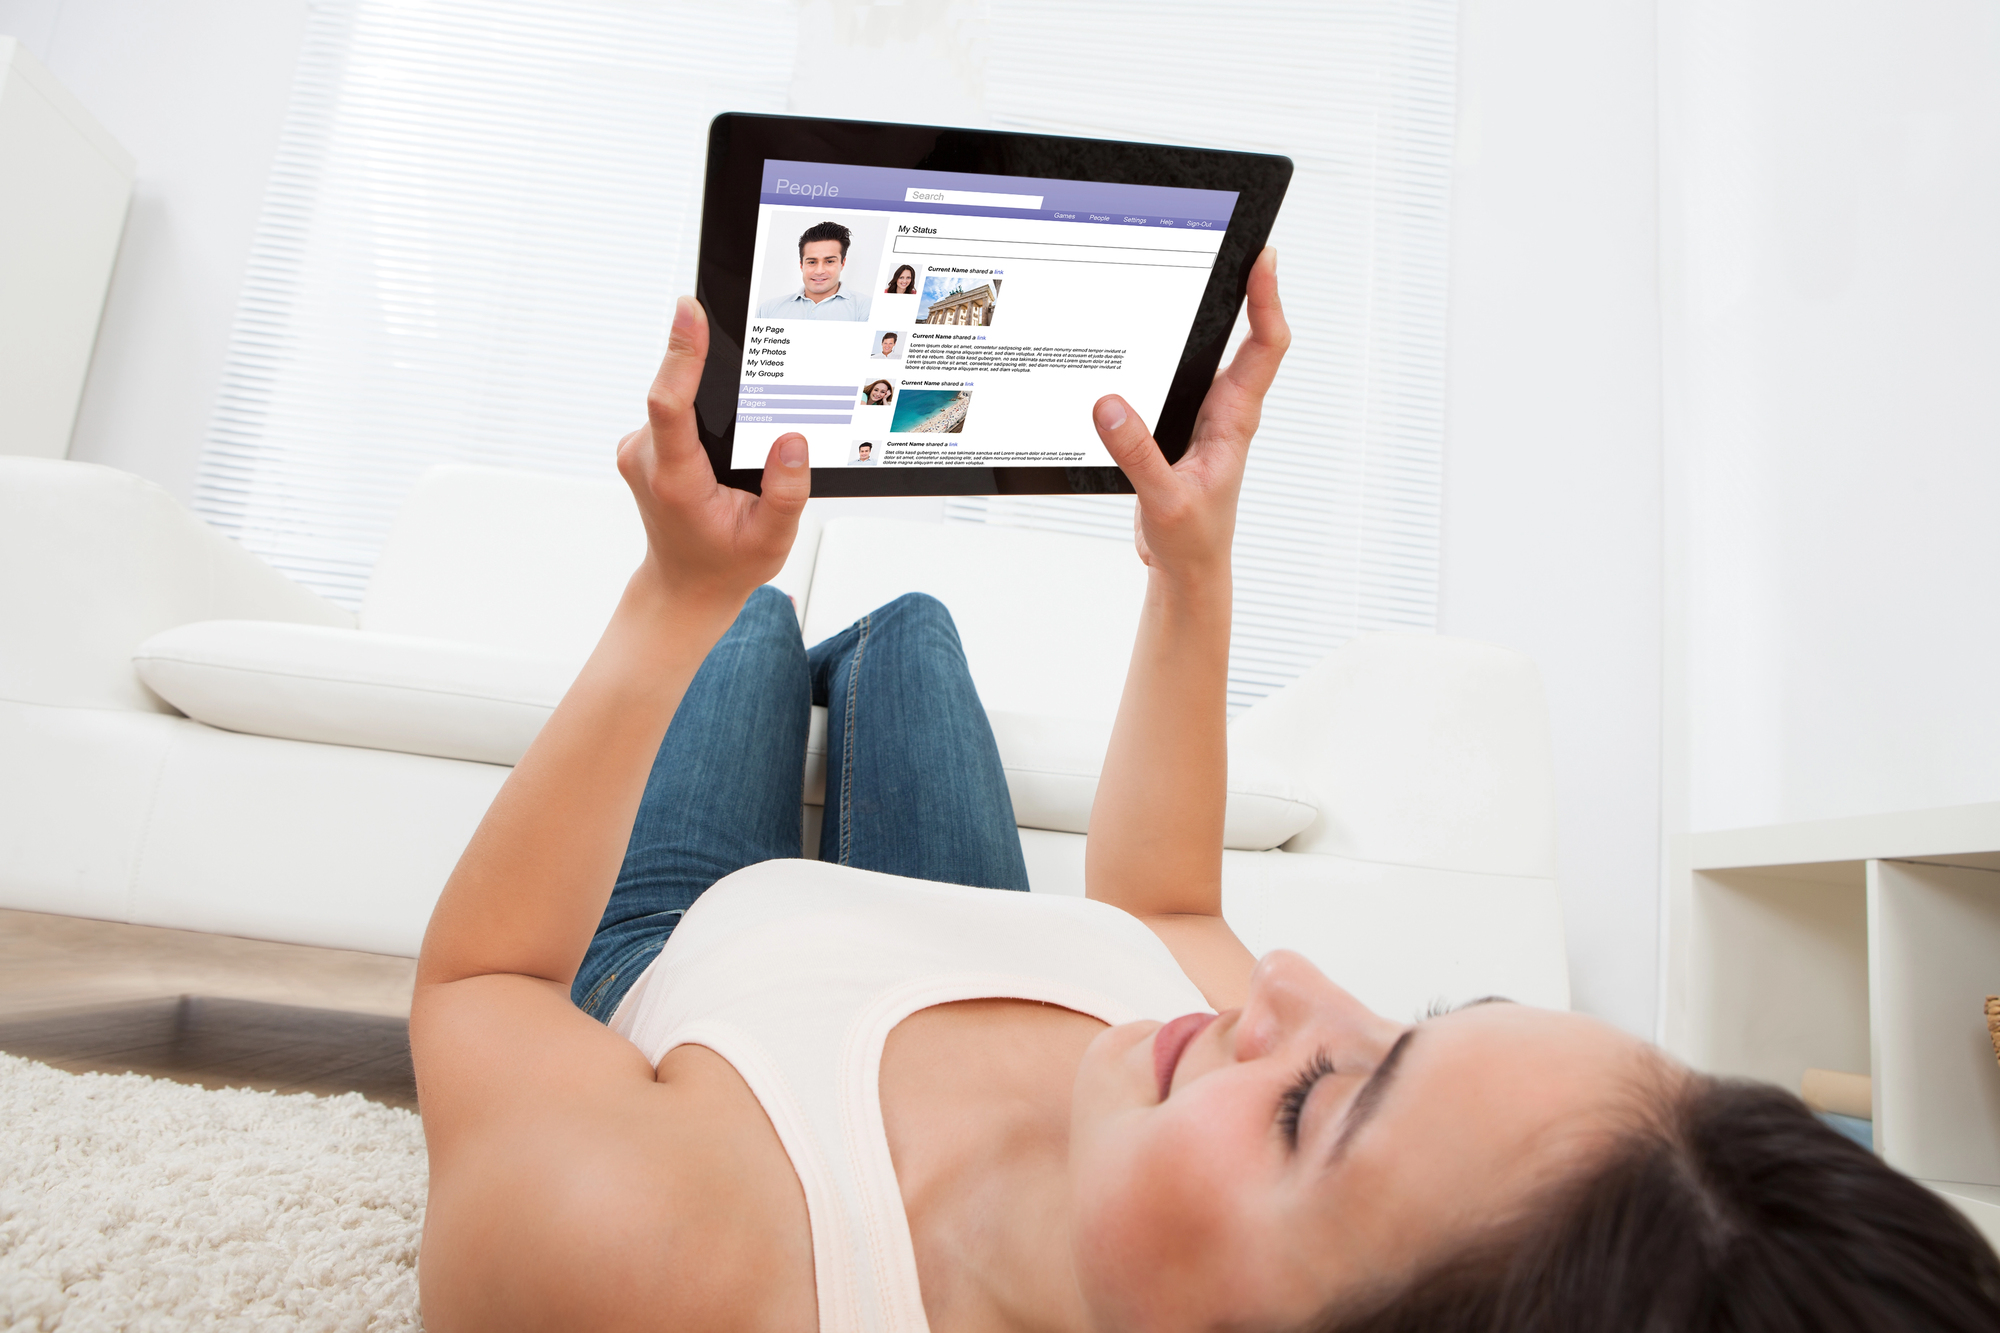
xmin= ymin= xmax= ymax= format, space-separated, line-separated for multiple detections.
xmin=917 ymin=277 xmax=1001 ymax=326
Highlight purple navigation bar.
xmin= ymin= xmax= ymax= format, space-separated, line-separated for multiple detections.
xmin=738 ymin=413 xmax=854 ymax=425
xmin=737 ymin=382 xmax=852 ymax=394
xmin=741 ymin=397 xmax=853 ymax=411
xmin=760 ymin=160 xmax=1237 ymax=228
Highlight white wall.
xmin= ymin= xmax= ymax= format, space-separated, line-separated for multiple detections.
xmin=1439 ymin=0 xmax=1665 ymax=1037
xmin=0 ymin=0 xmax=306 ymax=505
xmin=1662 ymin=0 xmax=2000 ymax=837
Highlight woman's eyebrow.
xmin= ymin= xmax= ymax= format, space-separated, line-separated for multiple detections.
xmin=1322 ymin=997 xmax=1515 ymax=1166
xmin=1326 ymin=1028 xmax=1417 ymax=1164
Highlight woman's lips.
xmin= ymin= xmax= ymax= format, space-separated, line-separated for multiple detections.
xmin=1153 ymin=1012 xmax=1216 ymax=1101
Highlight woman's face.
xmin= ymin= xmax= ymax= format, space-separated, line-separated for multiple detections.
xmin=1068 ymin=951 xmax=1652 ymax=1332
xmin=895 ymin=269 xmax=913 ymax=292
xmin=869 ymin=383 xmax=891 ymax=404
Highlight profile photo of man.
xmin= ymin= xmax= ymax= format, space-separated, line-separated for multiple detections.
xmin=869 ymin=331 xmax=903 ymax=360
xmin=850 ymin=442 xmax=878 ymax=465
xmin=757 ymin=221 xmax=869 ymax=321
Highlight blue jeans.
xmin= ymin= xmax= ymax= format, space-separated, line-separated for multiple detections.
xmin=572 ymin=587 xmax=1030 ymax=1020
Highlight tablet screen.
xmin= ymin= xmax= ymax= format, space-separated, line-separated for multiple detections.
xmin=732 ymin=160 xmax=1238 ymax=472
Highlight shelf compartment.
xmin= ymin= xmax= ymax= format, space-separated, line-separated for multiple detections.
xmin=1684 ymin=863 xmax=1869 ymax=1094
xmin=1870 ymin=859 xmax=2000 ymax=1187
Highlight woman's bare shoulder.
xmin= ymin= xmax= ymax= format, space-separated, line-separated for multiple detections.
xmin=413 ymin=977 xmax=817 ymax=1331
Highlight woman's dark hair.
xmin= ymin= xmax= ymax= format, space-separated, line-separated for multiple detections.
xmin=886 ymin=264 xmax=916 ymax=294
xmin=1322 ymin=1077 xmax=2000 ymax=1332
xmin=864 ymin=379 xmax=894 ymax=404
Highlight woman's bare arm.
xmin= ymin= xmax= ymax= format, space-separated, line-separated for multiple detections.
xmin=409 ymin=298 xmax=817 ymax=1328
xmin=1084 ymin=250 xmax=1290 ymax=1010
xmin=413 ymin=298 xmax=807 ymax=994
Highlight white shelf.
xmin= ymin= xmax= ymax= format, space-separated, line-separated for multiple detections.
xmin=1686 ymin=801 xmax=2000 ymax=872
xmin=1664 ymin=804 xmax=2000 ymax=1243
xmin=1924 ymin=1181 xmax=2000 ymax=1249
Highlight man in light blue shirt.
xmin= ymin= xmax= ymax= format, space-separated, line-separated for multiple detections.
xmin=758 ymin=221 xmax=871 ymax=321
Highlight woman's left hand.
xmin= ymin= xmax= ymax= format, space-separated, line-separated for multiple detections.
xmin=616 ymin=296 xmax=810 ymax=608
xmin=1090 ymin=247 xmax=1289 ymax=586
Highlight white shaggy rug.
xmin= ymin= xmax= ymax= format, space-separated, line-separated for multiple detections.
xmin=0 ymin=1051 xmax=426 ymax=1331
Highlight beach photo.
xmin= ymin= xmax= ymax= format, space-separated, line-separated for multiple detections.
xmin=890 ymin=387 xmax=972 ymax=433
xmin=914 ymin=275 xmax=1001 ymax=327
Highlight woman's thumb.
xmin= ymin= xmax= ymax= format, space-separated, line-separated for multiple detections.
xmin=752 ymin=432 xmax=811 ymax=529
xmin=1093 ymin=395 xmax=1176 ymax=499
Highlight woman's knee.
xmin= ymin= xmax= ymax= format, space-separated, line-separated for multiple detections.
xmin=742 ymin=583 xmax=797 ymax=624
xmin=722 ymin=584 xmax=804 ymax=649
xmin=867 ymin=593 xmax=973 ymax=681
xmin=874 ymin=591 xmax=958 ymax=638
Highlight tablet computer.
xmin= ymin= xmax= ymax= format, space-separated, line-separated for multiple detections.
xmin=694 ymin=113 xmax=1292 ymax=497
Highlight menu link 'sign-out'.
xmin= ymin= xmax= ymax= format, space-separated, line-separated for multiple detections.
xmin=733 ymin=160 xmax=1238 ymax=470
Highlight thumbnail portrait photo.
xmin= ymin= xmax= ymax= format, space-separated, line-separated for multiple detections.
xmin=755 ymin=208 xmax=886 ymax=322
xmin=890 ymin=387 xmax=971 ymax=433
xmin=849 ymin=441 xmax=879 ymax=465
xmin=915 ymin=275 xmax=1001 ymax=327
xmin=869 ymin=330 xmax=904 ymax=360
xmin=860 ymin=378 xmax=896 ymax=407
xmin=882 ymin=263 xmax=920 ymax=296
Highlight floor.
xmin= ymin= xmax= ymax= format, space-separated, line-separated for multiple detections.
xmin=0 ymin=908 xmax=419 ymax=1108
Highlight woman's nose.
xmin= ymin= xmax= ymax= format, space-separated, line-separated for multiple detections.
xmin=1231 ymin=950 xmax=1382 ymax=1063
xmin=1231 ymin=950 xmax=1323 ymax=1061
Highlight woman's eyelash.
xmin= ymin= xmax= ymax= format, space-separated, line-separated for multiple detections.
xmin=1276 ymin=1050 xmax=1338 ymax=1147
xmin=1420 ymin=994 xmax=1511 ymax=1021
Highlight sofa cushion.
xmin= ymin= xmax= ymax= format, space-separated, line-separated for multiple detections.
xmin=134 ymin=621 xmax=572 ymax=766
xmin=357 ymin=465 xmax=825 ymax=665
xmin=800 ymin=518 xmax=1150 ymax=721
xmin=804 ymin=707 xmax=1317 ymax=852
xmin=1228 ymin=632 xmax=1557 ymax=877
xmin=138 ymin=621 xmax=1319 ymax=849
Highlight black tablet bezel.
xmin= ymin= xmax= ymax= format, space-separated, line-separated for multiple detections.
xmin=694 ymin=113 xmax=1292 ymax=498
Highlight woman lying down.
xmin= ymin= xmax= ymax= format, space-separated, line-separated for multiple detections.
xmin=410 ymin=253 xmax=2000 ymax=1332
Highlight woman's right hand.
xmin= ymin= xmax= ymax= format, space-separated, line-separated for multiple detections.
xmin=1090 ymin=247 xmax=1289 ymax=589
xmin=616 ymin=296 xmax=811 ymax=608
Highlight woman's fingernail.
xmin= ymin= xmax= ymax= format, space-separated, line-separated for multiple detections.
xmin=1095 ymin=398 xmax=1128 ymax=432
xmin=780 ymin=434 xmax=807 ymax=467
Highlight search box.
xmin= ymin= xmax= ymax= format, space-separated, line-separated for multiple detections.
xmin=893 ymin=234 xmax=1219 ymax=269
xmin=904 ymin=187 xmax=1044 ymax=209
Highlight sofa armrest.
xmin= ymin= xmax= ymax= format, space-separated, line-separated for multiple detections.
xmin=0 ymin=459 xmax=352 ymax=713
xmin=1229 ymin=632 xmax=1557 ymax=879
xmin=1221 ymin=850 xmax=1571 ymax=1015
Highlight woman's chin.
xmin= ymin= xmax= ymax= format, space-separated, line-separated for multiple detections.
xmin=1070 ymin=1020 xmax=1163 ymax=1137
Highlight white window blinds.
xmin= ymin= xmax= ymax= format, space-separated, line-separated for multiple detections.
xmin=951 ymin=1 xmax=1456 ymax=711
xmin=195 ymin=0 xmax=795 ymax=603
xmin=199 ymin=1 xmax=1452 ymax=717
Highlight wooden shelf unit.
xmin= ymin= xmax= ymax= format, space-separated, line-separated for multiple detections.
xmin=1663 ymin=802 xmax=2000 ymax=1245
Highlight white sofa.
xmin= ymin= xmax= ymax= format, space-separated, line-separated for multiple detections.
xmin=0 ymin=458 xmax=1570 ymax=1019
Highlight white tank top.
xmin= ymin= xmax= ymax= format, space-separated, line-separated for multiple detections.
xmin=608 ymin=859 xmax=1211 ymax=1333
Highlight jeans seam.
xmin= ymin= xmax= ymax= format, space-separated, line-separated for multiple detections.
xmin=839 ymin=611 xmax=871 ymax=866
